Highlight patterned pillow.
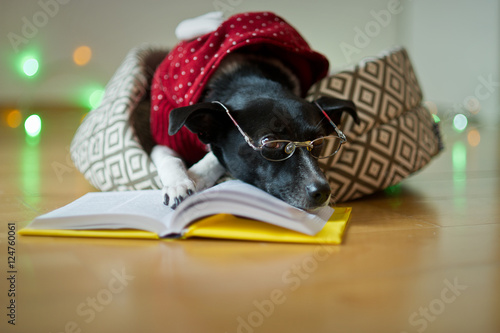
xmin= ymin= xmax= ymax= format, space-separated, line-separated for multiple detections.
xmin=70 ymin=46 xmax=442 ymax=202
xmin=307 ymin=47 xmax=443 ymax=202
xmin=70 ymin=45 xmax=165 ymax=191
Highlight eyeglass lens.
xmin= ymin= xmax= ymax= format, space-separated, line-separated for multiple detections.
xmin=261 ymin=136 xmax=342 ymax=161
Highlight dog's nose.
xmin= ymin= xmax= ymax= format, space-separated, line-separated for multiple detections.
xmin=306 ymin=182 xmax=331 ymax=207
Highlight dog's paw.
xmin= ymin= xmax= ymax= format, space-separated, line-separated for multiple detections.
xmin=162 ymin=179 xmax=196 ymax=209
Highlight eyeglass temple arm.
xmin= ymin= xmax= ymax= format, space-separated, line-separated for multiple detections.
xmin=212 ymin=101 xmax=260 ymax=150
xmin=313 ymin=101 xmax=347 ymax=142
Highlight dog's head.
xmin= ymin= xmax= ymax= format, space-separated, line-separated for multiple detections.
xmin=168 ymin=96 xmax=359 ymax=210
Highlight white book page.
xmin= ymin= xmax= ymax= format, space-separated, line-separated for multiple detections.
xmin=31 ymin=190 xmax=173 ymax=234
xmin=170 ymin=180 xmax=332 ymax=236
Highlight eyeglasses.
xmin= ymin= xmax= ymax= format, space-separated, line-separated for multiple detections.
xmin=212 ymin=100 xmax=347 ymax=162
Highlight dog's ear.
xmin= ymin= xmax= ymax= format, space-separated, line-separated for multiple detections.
xmin=314 ymin=96 xmax=360 ymax=126
xmin=168 ymin=102 xmax=227 ymax=143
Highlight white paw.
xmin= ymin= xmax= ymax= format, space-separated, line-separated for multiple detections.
xmin=162 ymin=177 xmax=196 ymax=209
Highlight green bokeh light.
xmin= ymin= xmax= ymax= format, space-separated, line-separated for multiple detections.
xmin=24 ymin=114 xmax=42 ymax=137
xmin=453 ymin=114 xmax=468 ymax=132
xmin=89 ymin=89 xmax=105 ymax=109
xmin=23 ymin=58 xmax=39 ymax=77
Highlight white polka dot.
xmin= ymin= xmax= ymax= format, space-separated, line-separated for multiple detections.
xmin=214 ymin=54 xmax=218 ymax=58
xmin=193 ymin=56 xmax=198 ymax=60
xmin=249 ymin=20 xmax=254 ymax=24
xmin=246 ymin=39 xmax=250 ymax=43
xmin=197 ymin=37 xmax=202 ymax=41
xmin=168 ymin=55 xmax=173 ymax=60
xmin=181 ymin=71 xmax=186 ymax=75
xmin=209 ymin=43 xmax=214 ymax=47
xmin=237 ymin=17 xmax=242 ymax=21
xmin=185 ymin=94 xmax=189 ymax=98
xmin=163 ymin=74 xmax=169 ymax=79
xmin=262 ymin=23 xmax=267 ymax=27
xmin=179 ymin=98 xmax=183 ymax=103
xmin=185 ymin=59 xmax=189 ymax=63
xmin=227 ymin=49 xmax=231 ymax=53
xmin=256 ymin=16 xmax=261 ymax=19
xmin=153 ymin=105 xmax=159 ymax=111
xmin=173 ymin=74 xmax=179 ymax=79
xmin=158 ymin=94 xmax=163 ymax=100
xmin=179 ymin=83 xmax=183 ymax=88
xmin=189 ymin=101 xmax=194 ymax=105
xmin=230 ymin=24 xmax=235 ymax=28
xmin=175 ymin=62 xmax=180 ymax=67
xmin=187 ymin=82 xmax=192 ymax=86
xmin=232 ymin=41 xmax=237 ymax=45
xmin=205 ymin=55 xmax=209 ymax=59
xmin=190 ymin=69 xmax=195 ymax=73
xmin=174 ymin=86 xmax=178 ymax=91
xmin=243 ymin=25 xmax=247 ymax=29
xmin=190 ymin=48 xmax=195 ymax=52
xmin=178 ymin=53 xmax=183 ymax=58
xmin=225 ymin=34 xmax=230 ymax=38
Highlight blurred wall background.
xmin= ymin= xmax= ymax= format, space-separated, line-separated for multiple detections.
xmin=1 ymin=0 xmax=498 ymax=123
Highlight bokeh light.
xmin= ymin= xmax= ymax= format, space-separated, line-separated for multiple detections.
xmin=6 ymin=110 xmax=22 ymax=128
xmin=22 ymin=58 xmax=39 ymax=76
xmin=89 ymin=89 xmax=105 ymax=109
xmin=73 ymin=46 xmax=92 ymax=66
xmin=24 ymin=114 xmax=42 ymax=137
xmin=453 ymin=114 xmax=468 ymax=132
xmin=467 ymin=129 xmax=480 ymax=147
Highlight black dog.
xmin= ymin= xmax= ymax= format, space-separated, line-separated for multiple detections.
xmin=133 ymin=52 xmax=359 ymax=210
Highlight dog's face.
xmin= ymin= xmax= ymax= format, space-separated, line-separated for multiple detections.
xmin=169 ymin=96 xmax=358 ymax=210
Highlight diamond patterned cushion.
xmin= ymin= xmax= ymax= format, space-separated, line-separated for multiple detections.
xmin=70 ymin=46 xmax=442 ymax=202
xmin=307 ymin=47 xmax=442 ymax=202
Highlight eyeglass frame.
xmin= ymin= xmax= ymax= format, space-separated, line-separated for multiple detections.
xmin=212 ymin=100 xmax=347 ymax=161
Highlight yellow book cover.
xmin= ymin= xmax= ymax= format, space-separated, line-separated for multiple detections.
xmin=19 ymin=208 xmax=351 ymax=244
xmin=19 ymin=181 xmax=352 ymax=244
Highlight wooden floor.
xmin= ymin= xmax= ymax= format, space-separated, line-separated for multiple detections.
xmin=1 ymin=109 xmax=499 ymax=333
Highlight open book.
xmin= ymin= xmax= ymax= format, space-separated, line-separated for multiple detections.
xmin=20 ymin=180 xmax=352 ymax=244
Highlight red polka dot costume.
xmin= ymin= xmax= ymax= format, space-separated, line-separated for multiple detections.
xmin=150 ymin=12 xmax=330 ymax=165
